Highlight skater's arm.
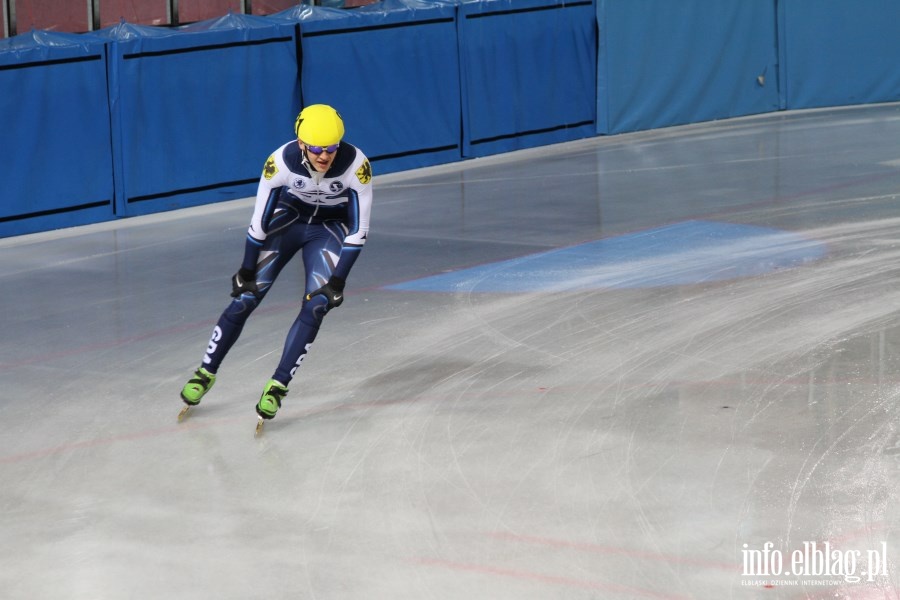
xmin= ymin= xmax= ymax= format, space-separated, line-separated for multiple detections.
xmin=243 ymin=150 xmax=287 ymax=273
xmin=240 ymin=235 xmax=264 ymax=273
xmin=248 ymin=174 xmax=282 ymax=247
xmin=331 ymin=158 xmax=373 ymax=281
xmin=241 ymin=186 xmax=278 ymax=274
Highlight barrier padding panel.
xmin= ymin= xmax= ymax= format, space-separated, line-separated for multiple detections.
xmin=102 ymin=15 xmax=300 ymax=216
xmin=597 ymin=0 xmax=780 ymax=134
xmin=275 ymin=1 xmax=462 ymax=175
xmin=458 ymin=0 xmax=596 ymax=157
xmin=779 ymin=0 xmax=900 ymax=110
xmin=0 ymin=32 xmax=115 ymax=238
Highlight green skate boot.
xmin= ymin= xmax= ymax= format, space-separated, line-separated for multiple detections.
xmin=255 ymin=379 xmax=288 ymax=435
xmin=178 ymin=367 xmax=216 ymax=421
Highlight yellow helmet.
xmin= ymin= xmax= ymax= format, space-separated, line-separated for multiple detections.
xmin=294 ymin=104 xmax=345 ymax=147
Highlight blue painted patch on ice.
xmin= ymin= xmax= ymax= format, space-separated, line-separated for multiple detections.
xmin=385 ymin=220 xmax=827 ymax=293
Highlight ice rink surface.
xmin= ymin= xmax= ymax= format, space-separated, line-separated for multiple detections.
xmin=3 ymin=103 xmax=900 ymax=599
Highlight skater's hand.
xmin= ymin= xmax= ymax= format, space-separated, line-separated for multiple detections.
xmin=306 ymin=276 xmax=345 ymax=309
xmin=231 ymin=268 xmax=260 ymax=298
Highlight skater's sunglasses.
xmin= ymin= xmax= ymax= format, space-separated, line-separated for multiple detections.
xmin=303 ymin=142 xmax=340 ymax=155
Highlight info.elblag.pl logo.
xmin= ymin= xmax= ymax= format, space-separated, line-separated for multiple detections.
xmin=741 ymin=541 xmax=889 ymax=586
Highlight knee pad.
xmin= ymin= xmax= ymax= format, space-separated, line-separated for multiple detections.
xmin=300 ymin=294 xmax=330 ymax=328
xmin=223 ymin=293 xmax=261 ymax=323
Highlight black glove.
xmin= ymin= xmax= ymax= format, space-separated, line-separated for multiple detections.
xmin=231 ymin=268 xmax=260 ymax=298
xmin=306 ymin=276 xmax=345 ymax=309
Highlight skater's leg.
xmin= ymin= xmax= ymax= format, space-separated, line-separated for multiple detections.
xmin=182 ymin=294 xmax=265 ymax=408
xmin=194 ymin=232 xmax=297 ymax=375
xmin=270 ymin=223 xmax=345 ymax=386
xmin=255 ymin=301 xmax=323 ymax=421
xmin=271 ymin=295 xmax=329 ymax=384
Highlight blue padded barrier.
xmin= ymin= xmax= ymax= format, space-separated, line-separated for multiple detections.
xmin=98 ymin=14 xmax=300 ymax=217
xmin=3 ymin=0 xmax=900 ymax=239
xmin=597 ymin=0 xmax=781 ymax=134
xmin=779 ymin=0 xmax=900 ymax=110
xmin=0 ymin=31 xmax=115 ymax=237
xmin=457 ymin=0 xmax=597 ymax=158
xmin=274 ymin=1 xmax=462 ymax=175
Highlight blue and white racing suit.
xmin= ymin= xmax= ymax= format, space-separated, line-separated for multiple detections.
xmin=200 ymin=139 xmax=373 ymax=385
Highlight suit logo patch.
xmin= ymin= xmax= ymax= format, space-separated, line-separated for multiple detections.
xmin=263 ymin=156 xmax=278 ymax=180
xmin=356 ymin=160 xmax=372 ymax=184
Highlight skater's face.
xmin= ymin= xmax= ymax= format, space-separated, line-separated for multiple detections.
xmin=299 ymin=140 xmax=339 ymax=173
